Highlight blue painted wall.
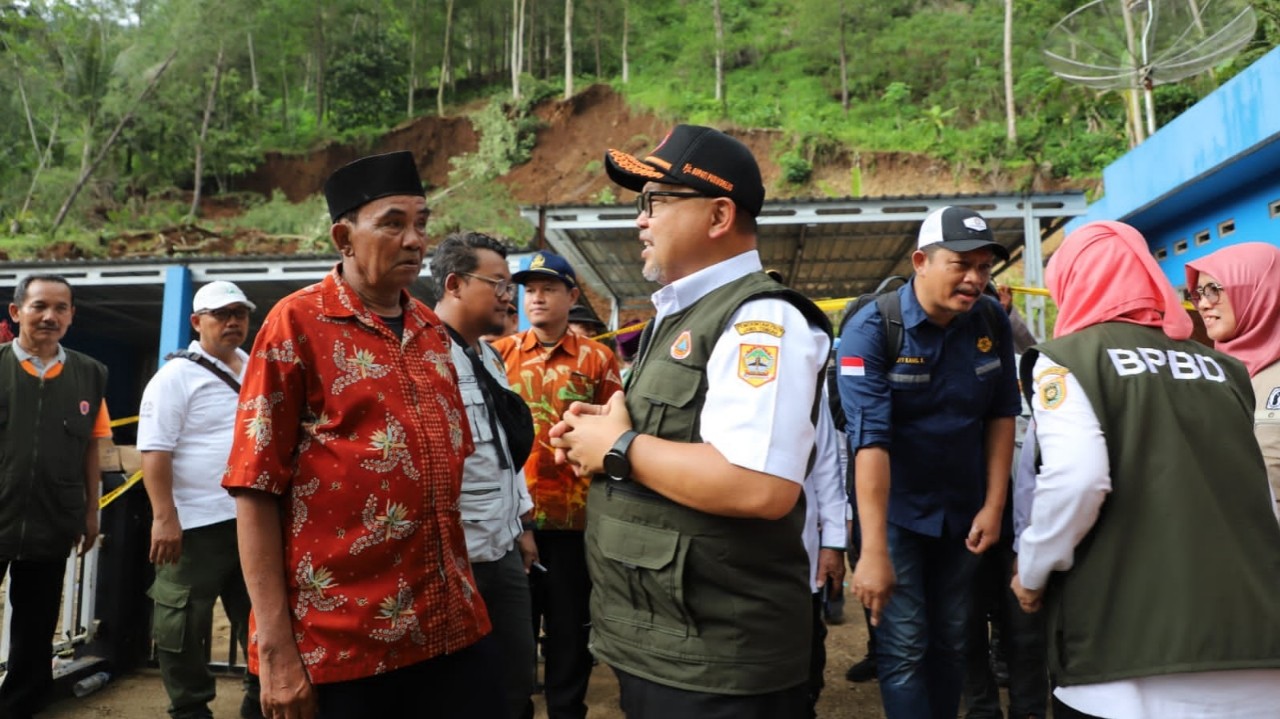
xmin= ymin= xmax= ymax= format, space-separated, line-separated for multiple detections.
xmin=1068 ymin=45 xmax=1280 ymax=285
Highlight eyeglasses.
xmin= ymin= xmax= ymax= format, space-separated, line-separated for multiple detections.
xmin=1186 ymin=282 xmax=1225 ymax=305
xmin=636 ymin=190 xmax=705 ymax=216
xmin=200 ymin=306 xmax=250 ymax=321
xmin=460 ymin=272 xmax=516 ymax=299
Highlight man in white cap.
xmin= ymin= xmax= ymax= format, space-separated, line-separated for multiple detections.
xmin=138 ymin=280 xmax=262 ymax=719
xmin=837 ymin=206 xmax=1020 ymax=719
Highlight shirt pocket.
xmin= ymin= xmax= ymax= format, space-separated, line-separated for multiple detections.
xmin=561 ymin=372 xmax=598 ymax=403
xmin=888 ymin=368 xmax=932 ymax=392
xmin=460 ymin=482 xmax=503 ymax=523
xmin=459 ymin=382 xmax=493 ymax=443
xmin=594 ymin=514 xmax=696 ymax=638
xmin=974 ymin=357 xmax=1003 ymax=382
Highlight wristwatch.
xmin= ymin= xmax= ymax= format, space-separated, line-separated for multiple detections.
xmin=603 ymin=430 xmax=640 ymax=481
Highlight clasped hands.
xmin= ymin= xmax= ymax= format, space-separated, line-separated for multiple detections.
xmin=549 ymin=391 xmax=632 ymax=476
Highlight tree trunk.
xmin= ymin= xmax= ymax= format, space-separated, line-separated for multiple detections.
xmin=512 ymin=0 xmax=524 ymax=98
xmin=408 ymin=0 xmax=418 ymax=117
xmin=247 ymin=32 xmax=260 ymax=116
xmin=52 ymin=50 xmax=177 ymax=237
xmin=564 ymin=0 xmax=574 ymax=99
xmin=712 ymin=0 xmax=725 ymax=110
xmin=621 ymin=0 xmax=629 ymax=83
xmin=20 ymin=112 xmax=59 ymax=218
xmin=1003 ymin=0 xmax=1016 ymax=146
xmin=592 ymin=0 xmax=602 ymax=79
xmin=838 ymin=0 xmax=849 ymax=113
xmin=438 ymin=0 xmax=455 ymax=116
xmin=190 ymin=44 xmax=225 ymax=219
xmin=315 ymin=3 xmax=327 ymax=128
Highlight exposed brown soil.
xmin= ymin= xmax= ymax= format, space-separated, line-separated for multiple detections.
xmin=38 ymin=613 xmax=889 ymax=718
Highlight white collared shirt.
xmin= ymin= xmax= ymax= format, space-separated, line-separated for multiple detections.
xmin=650 ymin=250 xmax=831 ymax=484
xmin=137 ymin=341 xmax=246 ymax=530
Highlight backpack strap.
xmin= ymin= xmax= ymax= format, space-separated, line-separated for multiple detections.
xmin=164 ymin=350 xmax=242 ymax=394
xmin=874 ymin=291 xmax=905 ymax=362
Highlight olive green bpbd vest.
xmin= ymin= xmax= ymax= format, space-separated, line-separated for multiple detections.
xmin=585 ymin=272 xmax=831 ymax=695
xmin=1023 ymin=323 xmax=1280 ymax=686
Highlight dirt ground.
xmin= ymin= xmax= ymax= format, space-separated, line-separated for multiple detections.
xmin=36 ymin=607 xmax=889 ymax=718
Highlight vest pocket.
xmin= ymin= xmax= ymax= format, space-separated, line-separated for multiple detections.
xmin=147 ymin=580 xmax=191 ymax=653
xmin=595 ymin=514 xmax=695 ymax=638
xmin=634 ymin=362 xmax=703 ymax=443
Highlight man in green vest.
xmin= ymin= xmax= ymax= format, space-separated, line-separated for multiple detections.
xmin=550 ymin=125 xmax=832 ymax=718
xmin=1 ymin=274 xmax=110 ymax=719
xmin=1013 ymin=221 xmax=1280 ymax=718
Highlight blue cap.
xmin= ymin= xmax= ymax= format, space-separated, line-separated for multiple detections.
xmin=512 ymin=251 xmax=577 ymax=288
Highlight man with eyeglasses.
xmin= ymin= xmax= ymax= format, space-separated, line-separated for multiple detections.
xmin=138 ymin=280 xmax=263 ymax=719
xmin=549 ymin=125 xmax=832 ymax=717
xmin=492 ymin=250 xmax=622 ymax=719
xmin=431 ymin=232 xmax=539 ymax=719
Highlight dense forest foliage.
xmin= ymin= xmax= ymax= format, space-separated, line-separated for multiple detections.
xmin=1 ymin=0 xmax=1277 ymax=249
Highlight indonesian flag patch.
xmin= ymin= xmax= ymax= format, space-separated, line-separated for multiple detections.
xmin=840 ymin=357 xmax=866 ymax=377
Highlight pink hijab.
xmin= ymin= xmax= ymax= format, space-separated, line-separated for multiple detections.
xmin=1185 ymin=242 xmax=1280 ymax=377
xmin=1047 ymin=221 xmax=1193 ymax=340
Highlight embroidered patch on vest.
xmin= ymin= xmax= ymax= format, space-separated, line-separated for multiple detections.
xmin=79 ymin=400 xmax=91 ymax=415
xmin=738 ymin=344 xmax=779 ymax=387
xmin=1267 ymin=387 xmax=1280 ymax=411
xmin=1036 ymin=366 xmax=1070 ymax=411
xmin=670 ymin=330 xmax=693 ymax=360
xmin=734 ymin=320 xmax=784 ymax=337
xmin=977 ymin=336 xmax=993 ymax=353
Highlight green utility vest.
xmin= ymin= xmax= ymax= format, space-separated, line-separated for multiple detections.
xmin=585 ymin=271 xmax=831 ymax=694
xmin=1022 ymin=323 xmax=1280 ymax=686
xmin=0 ymin=343 xmax=108 ymax=561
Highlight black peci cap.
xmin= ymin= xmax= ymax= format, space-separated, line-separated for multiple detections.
xmin=324 ymin=151 xmax=425 ymax=222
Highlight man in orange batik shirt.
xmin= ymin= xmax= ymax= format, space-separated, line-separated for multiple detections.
xmin=493 ymin=250 xmax=622 ymax=719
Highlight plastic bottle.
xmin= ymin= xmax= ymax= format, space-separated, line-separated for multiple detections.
xmin=72 ymin=671 xmax=111 ymax=698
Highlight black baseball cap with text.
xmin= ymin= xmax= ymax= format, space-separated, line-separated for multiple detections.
xmin=604 ymin=125 xmax=765 ymax=218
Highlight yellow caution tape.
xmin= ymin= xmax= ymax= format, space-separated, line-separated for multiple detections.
xmin=109 ymin=416 xmax=139 ymax=428
xmin=99 ymin=470 xmax=144 ymax=510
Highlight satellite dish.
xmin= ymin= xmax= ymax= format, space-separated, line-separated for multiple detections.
xmin=1043 ymin=0 xmax=1257 ymax=139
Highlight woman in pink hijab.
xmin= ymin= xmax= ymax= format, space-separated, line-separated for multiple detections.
xmin=1013 ymin=222 xmax=1280 ymax=719
xmin=1186 ymin=242 xmax=1280 ymax=520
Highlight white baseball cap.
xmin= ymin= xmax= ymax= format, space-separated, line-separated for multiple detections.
xmin=192 ymin=281 xmax=256 ymax=313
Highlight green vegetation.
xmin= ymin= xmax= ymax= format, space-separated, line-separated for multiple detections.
xmin=2 ymin=0 xmax=1278 ymax=255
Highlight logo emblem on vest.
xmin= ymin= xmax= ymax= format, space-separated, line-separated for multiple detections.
xmin=1036 ymin=366 xmax=1070 ymax=411
xmin=734 ymin=320 xmax=784 ymax=338
xmin=670 ymin=330 xmax=693 ymax=360
xmin=1267 ymin=387 xmax=1280 ymax=411
xmin=977 ymin=336 xmax=993 ymax=353
xmin=79 ymin=400 xmax=91 ymax=416
xmin=738 ymin=344 xmax=779 ymax=387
